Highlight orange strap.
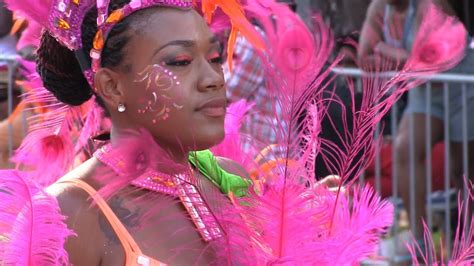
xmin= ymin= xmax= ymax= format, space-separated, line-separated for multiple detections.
xmin=57 ymin=179 xmax=142 ymax=258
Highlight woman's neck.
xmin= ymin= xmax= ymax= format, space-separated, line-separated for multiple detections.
xmin=110 ymin=126 xmax=190 ymax=173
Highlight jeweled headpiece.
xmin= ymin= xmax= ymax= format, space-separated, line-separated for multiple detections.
xmin=6 ymin=0 xmax=264 ymax=86
xmin=49 ymin=0 xmax=193 ymax=85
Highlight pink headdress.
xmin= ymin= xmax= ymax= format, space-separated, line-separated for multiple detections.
xmin=51 ymin=0 xmax=193 ymax=85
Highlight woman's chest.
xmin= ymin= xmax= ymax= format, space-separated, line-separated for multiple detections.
xmin=99 ymin=175 xmax=232 ymax=265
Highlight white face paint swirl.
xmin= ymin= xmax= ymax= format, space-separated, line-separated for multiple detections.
xmin=134 ymin=64 xmax=184 ymax=124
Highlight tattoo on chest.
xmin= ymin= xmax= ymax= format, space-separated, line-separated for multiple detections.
xmin=98 ymin=196 xmax=141 ymax=244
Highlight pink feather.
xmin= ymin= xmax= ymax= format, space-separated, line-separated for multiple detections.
xmin=244 ymin=0 xmax=335 ymax=175
xmin=407 ymin=180 xmax=474 ymax=265
xmin=96 ymin=129 xmax=188 ymax=199
xmin=4 ymin=0 xmax=52 ymax=27
xmin=74 ymin=98 xmax=104 ymax=154
xmin=0 ymin=170 xmax=73 ymax=265
xmin=12 ymin=66 xmax=94 ymax=186
xmin=12 ymin=128 xmax=74 ymax=187
xmin=405 ymin=2 xmax=467 ymax=74
xmin=320 ymin=1 xmax=467 ymax=184
xmin=17 ymin=20 xmax=43 ymax=51
xmin=211 ymin=99 xmax=256 ymax=170
xmin=229 ymin=183 xmax=393 ymax=264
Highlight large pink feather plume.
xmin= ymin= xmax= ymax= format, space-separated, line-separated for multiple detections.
xmin=310 ymin=185 xmax=393 ymax=264
xmin=229 ymin=183 xmax=393 ymax=264
xmin=16 ymin=20 xmax=43 ymax=51
xmin=12 ymin=65 xmax=94 ymax=186
xmin=12 ymin=128 xmax=74 ymax=186
xmin=405 ymin=2 xmax=467 ymax=74
xmin=0 ymin=170 xmax=73 ymax=265
xmin=4 ymin=0 xmax=52 ymax=27
xmin=244 ymin=0 xmax=336 ymax=179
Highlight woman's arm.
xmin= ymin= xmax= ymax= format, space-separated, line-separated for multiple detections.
xmin=374 ymin=41 xmax=409 ymax=64
xmin=358 ymin=0 xmax=409 ymax=70
xmin=358 ymin=0 xmax=386 ymax=69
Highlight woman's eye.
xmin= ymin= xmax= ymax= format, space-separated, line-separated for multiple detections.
xmin=209 ymin=50 xmax=224 ymax=64
xmin=210 ymin=56 xmax=224 ymax=64
xmin=165 ymin=59 xmax=192 ymax=67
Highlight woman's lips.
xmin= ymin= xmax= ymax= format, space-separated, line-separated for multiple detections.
xmin=199 ymin=107 xmax=226 ymax=117
xmin=196 ymin=98 xmax=227 ymax=117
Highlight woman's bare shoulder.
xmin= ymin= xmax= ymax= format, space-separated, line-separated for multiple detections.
xmin=46 ymin=157 xmax=106 ymax=265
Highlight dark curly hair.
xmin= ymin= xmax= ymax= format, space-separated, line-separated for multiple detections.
xmin=36 ymin=0 xmax=134 ymax=106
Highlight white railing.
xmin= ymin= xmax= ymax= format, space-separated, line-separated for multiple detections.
xmin=334 ymin=66 xmax=474 ymax=262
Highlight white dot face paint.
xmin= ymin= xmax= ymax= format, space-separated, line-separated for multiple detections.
xmin=134 ymin=64 xmax=184 ymax=124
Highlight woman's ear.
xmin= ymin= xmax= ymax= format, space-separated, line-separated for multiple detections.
xmin=94 ymin=68 xmax=125 ymax=109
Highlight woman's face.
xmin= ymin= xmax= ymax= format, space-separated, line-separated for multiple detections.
xmin=103 ymin=8 xmax=226 ymax=152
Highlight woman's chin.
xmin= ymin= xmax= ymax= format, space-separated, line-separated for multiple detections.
xmin=192 ymin=130 xmax=225 ymax=151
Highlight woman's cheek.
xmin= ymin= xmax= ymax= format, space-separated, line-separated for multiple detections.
xmin=133 ymin=64 xmax=185 ymax=124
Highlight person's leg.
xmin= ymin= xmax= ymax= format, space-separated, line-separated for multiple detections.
xmin=449 ymin=142 xmax=474 ymax=189
xmin=395 ymin=112 xmax=443 ymax=239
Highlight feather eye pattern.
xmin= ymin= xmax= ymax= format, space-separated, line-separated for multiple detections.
xmin=243 ymin=0 xmax=336 ymax=183
xmin=0 ymin=170 xmax=73 ymax=265
xmin=12 ymin=59 xmax=101 ymax=186
xmin=11 ymin=66 xmax=88 ymax=186
xmin=405 ymin=2 xmax=467 ymax=74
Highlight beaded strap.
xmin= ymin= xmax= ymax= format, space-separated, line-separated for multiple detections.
xmin=94 ymin=143 xmax=224 ymax=242
xmin=91 ymin=0 xmax=193 ymax=73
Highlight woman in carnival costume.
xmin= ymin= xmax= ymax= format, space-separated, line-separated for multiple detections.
xmin=0 ymin=0 xmax=472 ymax=265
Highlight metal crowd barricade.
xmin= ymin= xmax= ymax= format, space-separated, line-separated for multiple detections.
xmin=333 ymin=67 xmax=474 ymax=262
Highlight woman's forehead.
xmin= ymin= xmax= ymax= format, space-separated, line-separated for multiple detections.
xmin=128 ymin=8 xmax=212 ymax=46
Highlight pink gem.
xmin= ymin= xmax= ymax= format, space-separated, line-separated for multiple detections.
xmin=90 ymin=50 xmax=101 ymax=59
xmin=58 ymin=1 xmax=67 ymax=12
xmin=129 ymin=0 xmax=142 ymax=9
xmin=137 ymin=255 xmax=150 ymax=266
xmin=97 ymin=0 xmax=106 ymax=8
xmin=97 ymin=14 xmax=106 ymax=25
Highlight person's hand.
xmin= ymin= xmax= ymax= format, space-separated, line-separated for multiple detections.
xmin=374 ymin=42 xmax=410 ymax=67
xmin=318 ymin=175 xmax=341 ymax=188
xmin=317 ymin=175 xmax=345 ymax=193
